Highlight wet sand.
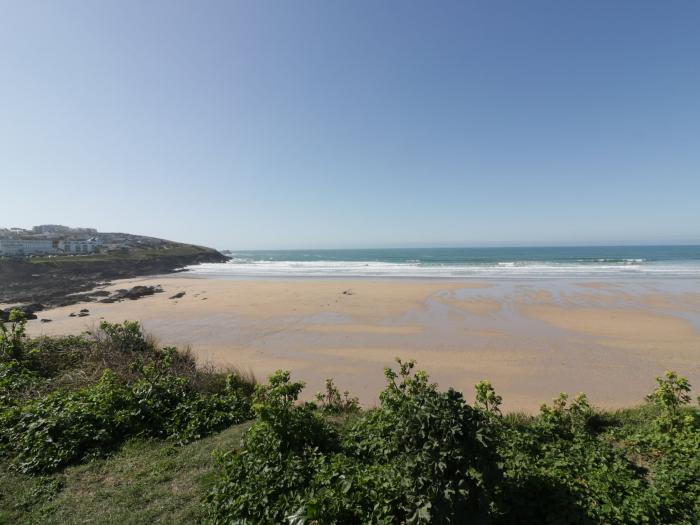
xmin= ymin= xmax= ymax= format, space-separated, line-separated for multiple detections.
xmin=23 ymin=276 xmax=700 ymax=412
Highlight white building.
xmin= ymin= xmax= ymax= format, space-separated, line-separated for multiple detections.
xmin=58 ymin=238 xmax=102 ymax=254
xmin=0 ymin=239 xmax=56 ymax=256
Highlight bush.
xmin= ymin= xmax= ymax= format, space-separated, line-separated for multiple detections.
xmin=0 ymin=309 xmax=27 ymax=361
xmin=207 ymin=360 xmax=500 ymax=524
xmin=0 ymin=318 xmax=253 ymax=474
xmin=207 ymin=370 xmax=336 ymax=523
xmin=167 ymin=374 xmax=254 ymax=445
xmin=96 ymin=320 xmax=154 ymax=354
xmin=341 ymin=360 xmax=499 ymax=523
xmin=495 ymin=381 xmax=700 ymax=524
xmin=208 ymin=364 xmax=699 ymax=525
xmin=315 ymin=378 xmax=360 ymax=416
xmin=1 ymin=370 xmax=134 ymax=473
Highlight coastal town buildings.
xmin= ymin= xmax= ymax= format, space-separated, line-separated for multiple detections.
xmin=58 ymin=238 xmax=102 ymax=254
xmin=0 ymin=224 xmax=169 ymax=257
xmin=0 ymin=239 xmax=56 ymax=256
xmin=0 ymin=225 xmax=103 ymax=256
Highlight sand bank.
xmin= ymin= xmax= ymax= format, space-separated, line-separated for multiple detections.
xmin=25 ymin=276 xmax=700 ymax=412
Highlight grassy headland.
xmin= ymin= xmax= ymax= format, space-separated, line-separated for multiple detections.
xmin=1 ymin=312 xmax=699 ymax=524
xmin=0 ymin=235 xmax=228 ymax=308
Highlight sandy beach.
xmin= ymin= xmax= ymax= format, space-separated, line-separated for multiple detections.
xmin=22 ymin=276 xmax=700 ymax=412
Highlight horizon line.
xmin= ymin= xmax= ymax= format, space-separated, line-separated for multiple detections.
xmin=220 ymin=242 xmax=700 ymax=251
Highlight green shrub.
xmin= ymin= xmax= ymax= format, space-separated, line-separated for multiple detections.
xmin=474 ymin=379 xmax=503 ymax=416
xmin=24 ymin=334 xmax=91 ymax=379
xmin=0 ymin=309 xmax=27 ymax=361
xmin=208 ymin=360 xmax=500 ymax=524
xmin=1 ymin=363 xmax=252 ymax=474
xmin=645 ymin=370 xmax=693 ymax=432
xmin=0 ymin=360 xmax=41 ymax=406
xmin=315 ymin=378 xmax=360 ymax=416
xmin=0 ymin=323 xmax=253 ymax=474
xmin=342 ymin=360 xmax=499 ymax=524
xmin=97 ymin=320 xmax=154 ymax=353
xmin=1 ymin=370 xmax=134 ymax=473
xmin=495 ymin=379 xmax=700 ymax=525
xmin=207 ymin=370 xmax=336 ymax=523
xmin=167 ymin=374 xmax=254 ymax=445
xmin=208 ymin=365 xmax=699 ymax=525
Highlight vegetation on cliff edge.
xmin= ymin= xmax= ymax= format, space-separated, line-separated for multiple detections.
xmin=1 ymin=311 xmax=698 ymax=524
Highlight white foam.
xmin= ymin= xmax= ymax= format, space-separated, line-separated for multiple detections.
xmin=185 ymin=259 xmax=700 ymax=279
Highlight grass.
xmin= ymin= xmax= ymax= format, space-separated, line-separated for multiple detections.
xmin=0 ymin=422 xmax=251 ymax=524
xmin=27 ymin=244 xmax=211 ymax=265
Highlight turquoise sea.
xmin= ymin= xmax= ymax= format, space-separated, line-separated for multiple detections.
xmin=186 ymin=245 xmax=700 ymax=279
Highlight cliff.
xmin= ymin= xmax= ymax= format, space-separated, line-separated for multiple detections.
xmin=0 ymin=235 xmax=228 ymax=307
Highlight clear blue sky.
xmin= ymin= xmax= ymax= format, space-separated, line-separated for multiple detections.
xmin=1 ymin=1 xmax=699 ymax=249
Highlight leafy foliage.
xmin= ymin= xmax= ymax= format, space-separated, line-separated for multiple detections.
xmin=645 ymin=370 xmax=693 ymax=432
xmin=208 ymin=359 xmax=500 ymax=524
xmin=2 ymin=312 xmax=699 ymax=523
xmin=315 ymin=378 xmax=360 ymax=415
xmin=208 ymin=363 xmax=700 ymax=525
xmin=96 ymin=320 xmax=154 ymax=353
xmin=0 ymin=318 xmax=253 ymax=474
xmin=474 ymin=379 xmax=503 ymax=416
xmin=0 ymin=309 xmax=28 ymax=361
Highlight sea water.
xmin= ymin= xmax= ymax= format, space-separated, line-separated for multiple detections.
xmin=187 ymin=245 xmax=700 ymax=279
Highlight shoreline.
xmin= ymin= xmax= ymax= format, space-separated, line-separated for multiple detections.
xmin=22 ymin=273 xmax=700 ymax=413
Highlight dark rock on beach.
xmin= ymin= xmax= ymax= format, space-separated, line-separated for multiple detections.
xmin=1 ymin=303 xmax=43 ymax=321
xmin=100 ymin=285 xmax=163 ymax=303
xmin=169 ymin=291 xmax=186 ymax=299
xmin=25 ymin=303 xmax=45 ymax=313
xmin=1 ymin=309 xmax=35 ymax=321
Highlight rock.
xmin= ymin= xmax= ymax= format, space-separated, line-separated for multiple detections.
xmin=25 ymin=303 xmax=45 ymax=312
xmin=69 ymin=312 xmax=77 ymax=317
xmin=1 ymin=304 xmax=40 ymax=321
xmin=80 ymin=308 xmax=90 ymax=313
xmin=99 ymin=285 xmax=162 ymax=303
xmin=100 ymin=289 xmax=128 ymax=303
xmin=128 ymin=286 xmax=151 ymax=298
xmin=40 ymin=318 xmax=52 ymax=323
xmin=0 ymin=243 xmax=228 ymax=310
xmin=169 ymin=291 xmax=186 ymax=299
xmin=78 ymin=312 xmax=90 ymax=317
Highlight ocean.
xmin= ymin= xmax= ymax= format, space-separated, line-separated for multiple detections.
xmin=186 ymin=245 xmax=700 ymax=279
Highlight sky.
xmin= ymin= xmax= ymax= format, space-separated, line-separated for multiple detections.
xmin=1 ymin=0 xmax=699 ymax=250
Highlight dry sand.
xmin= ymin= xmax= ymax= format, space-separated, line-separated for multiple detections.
xmin=25 ymin=276 xmax=700 ymax=412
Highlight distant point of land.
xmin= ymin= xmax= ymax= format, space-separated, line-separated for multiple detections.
xmin=0 ymin=225 xmax=228 ymax=308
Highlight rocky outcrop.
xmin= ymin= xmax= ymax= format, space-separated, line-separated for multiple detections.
xmin=99 ymin=285 xmax=163 ymax=303
xmin=1 ymin=303 xmax=44 ymax=321
xmin=0 ymin=240 xmax=227 ymax=308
